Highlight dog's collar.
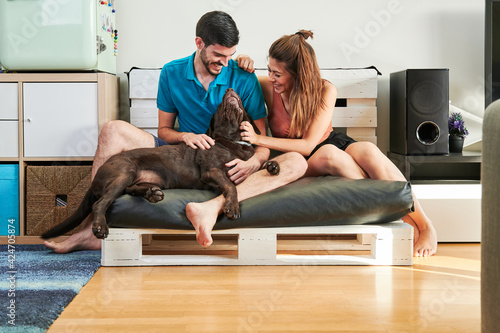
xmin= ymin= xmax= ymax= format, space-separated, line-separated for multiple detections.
xmin=235 ymin=140 xmax=252 ymax=147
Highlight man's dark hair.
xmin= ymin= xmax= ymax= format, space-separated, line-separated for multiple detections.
xmin=196 ymin=11 xmax=239 ymax=47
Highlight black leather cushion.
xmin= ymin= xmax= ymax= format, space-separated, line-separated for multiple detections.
xmin=106 ymin=176 xmax=414 ymax=230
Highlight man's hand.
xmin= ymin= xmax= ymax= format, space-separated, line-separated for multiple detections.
xmin=235 ymin=54 xmax=255 ymax=73
xmin=182 ymin=133 xmax=215 ymax=150
xmin=226 ymin=157 xmax=261 ymax=185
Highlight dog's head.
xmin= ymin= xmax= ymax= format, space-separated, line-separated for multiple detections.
xmin=207 ymin=88 xmax=261 ymax=141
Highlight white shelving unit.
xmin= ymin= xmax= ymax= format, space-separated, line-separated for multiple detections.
xmin=0 ymin=72 xmax=119 ymax=239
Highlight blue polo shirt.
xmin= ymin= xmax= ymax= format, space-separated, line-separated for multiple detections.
xmin=157 ymin=52 xmax=267 ymax=134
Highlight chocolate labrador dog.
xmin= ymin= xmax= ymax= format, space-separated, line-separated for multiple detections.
xmin=42 ymin=88 xmax=279 ymax=240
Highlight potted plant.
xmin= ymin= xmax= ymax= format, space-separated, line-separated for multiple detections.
xmin=448 ymin=112 xmax=469 ymax=153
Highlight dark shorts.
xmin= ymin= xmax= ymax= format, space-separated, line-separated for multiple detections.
xmin=152 ymin=134 xmax=169 ymax=147
xmin=307 ymin=131 xmax=357 ymax=160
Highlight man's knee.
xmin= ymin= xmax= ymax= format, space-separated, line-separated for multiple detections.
xmin=97 ymin=120 xmax=146 ymax=155
xmin=100 ymin=120 xmax=130 ymax=141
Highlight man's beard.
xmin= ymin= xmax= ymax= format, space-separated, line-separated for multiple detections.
xmin=200 ymin=47 xmax=223 ymax=76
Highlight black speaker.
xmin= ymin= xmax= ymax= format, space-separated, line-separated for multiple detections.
xmin=390 ymin=69 xmax=449 ymax=155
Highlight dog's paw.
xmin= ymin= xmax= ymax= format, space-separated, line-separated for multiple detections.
xmin=145 ymin=186 xmax=164 ymax=203
xmin=223 ymin=201 xmax=240 ymax=220
xmin=263 ymin=161 xmax=280 ymax=175
xmin=92 ymin=222 xmax=109 ymax=239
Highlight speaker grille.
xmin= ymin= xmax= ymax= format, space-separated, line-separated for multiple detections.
xmin=409 ymin=81 xmax=446 ymax=116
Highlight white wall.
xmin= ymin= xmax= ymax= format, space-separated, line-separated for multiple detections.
xmin=115 ymin=0 xmax=485 ymax=153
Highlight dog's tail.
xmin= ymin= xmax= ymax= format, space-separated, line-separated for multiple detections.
xmin=41 ymin=188 xmax=97 ymax=239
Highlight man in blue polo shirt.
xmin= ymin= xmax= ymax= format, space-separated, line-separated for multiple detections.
xmin=155 ymin=42 xmax=269 ymax=185
xmin=156 ymin=53 xmax=266 ymax=142
xmin=44 ymin=11 xmax=306 ymax=252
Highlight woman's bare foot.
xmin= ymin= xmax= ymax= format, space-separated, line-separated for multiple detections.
xmin=43 ymin=219 xmax=101 ymax=253
xmin=185 ymin=201 xmax=221 ymax=247
xmin=413 ymin=225 xmax=438 ymax=257
xmin=403 ymin=216 xmax=437 ymax=257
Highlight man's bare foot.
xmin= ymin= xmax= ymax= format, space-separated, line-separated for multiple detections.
xmin=413 ymin=225 xmax=438 ymax=257
xmin=185 ymin=201 xmax=220 ymax=247
xmin=43 ymin=221 xmax=101 ymax=253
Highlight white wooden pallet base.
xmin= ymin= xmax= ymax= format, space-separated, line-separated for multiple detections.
xmin=101 ymin=222 xmax=413 ymax=266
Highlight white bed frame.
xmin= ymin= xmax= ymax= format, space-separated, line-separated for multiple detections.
xmin=102 ymin=68 xmax=414 ymax=266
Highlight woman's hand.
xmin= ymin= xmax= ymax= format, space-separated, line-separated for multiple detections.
xmin=235 ymin=54 xmax=255 ymax=73
xmin=240 ymin=121 xmax=259 ymax=144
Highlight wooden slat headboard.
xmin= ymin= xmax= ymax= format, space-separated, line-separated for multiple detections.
xmin=255 ymin=68 xmax=378 ymax=144
xmin=128 ymin=67 xmax=379 ymax=144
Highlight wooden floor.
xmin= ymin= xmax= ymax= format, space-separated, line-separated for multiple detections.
xmin=48 ymin=243 xmax=481 ymax=333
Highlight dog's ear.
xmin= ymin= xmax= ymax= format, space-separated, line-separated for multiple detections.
xmin=242 ymin=112 xmax=261 ymax=135
xmin=206 ymin=114 xmax=215 ymax=136
xmin=207 ymin=103 xmax=225 ymax=136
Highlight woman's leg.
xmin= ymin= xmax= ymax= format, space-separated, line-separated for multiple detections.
xmin=345 ymin=142 xmax=437 ymax=257
xmin=304 ymin=144 xmax=368 ymax=179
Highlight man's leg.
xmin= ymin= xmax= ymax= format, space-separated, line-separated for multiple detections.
xmin=44 ymin=120 xmax=156 ymax=253
xmin=186 ymin=152 xmax=308 ymax=247
xmin=91 ymin=120 xmax=157 ymax=179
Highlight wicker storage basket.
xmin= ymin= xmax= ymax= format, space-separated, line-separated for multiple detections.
xmin=26 ymin=165 xmax=92 ymax=236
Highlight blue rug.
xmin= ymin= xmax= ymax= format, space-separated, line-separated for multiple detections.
xmin=0 ymin=245 xmax=101 ymax=332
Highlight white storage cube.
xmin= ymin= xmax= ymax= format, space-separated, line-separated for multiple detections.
xmin=0 ymin=83 xmax=18 ymax=119
xmin=0 ymin=121 xmax=19 ymax=157
xmin=23 ymin=83 xmax=98 ymax=157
